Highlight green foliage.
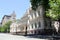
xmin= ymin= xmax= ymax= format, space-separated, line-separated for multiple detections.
xmin=0 ymin=21 xmax=12 ymax=33
xmin=0 ymin=27 xmax=2 ymax=32
xmin=46 ymin=0 xmax=60 ymax=20
xmin=1 ymin=27 xmax=6 ymax=33
xmin=30 ymin=0 xmax=60 ymax=20
xmin=4 ymin=21 xmax=12 ymax=33
xmin=30 ymin=0 xmax=49 ymax=10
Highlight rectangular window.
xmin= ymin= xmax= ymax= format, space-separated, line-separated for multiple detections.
xmin=35 ymin=23 xmax=37 ymax=28
xmin=32 ymin=24 xmax=33 ymax=29
xmin=38 ymin=22 xmax=41 ymax=27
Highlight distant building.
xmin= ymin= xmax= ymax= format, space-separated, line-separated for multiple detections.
xmin=10 ymin=19 xmax=21 ymax=34
xmin=18 ymin=12 xmax=28 ymax=35
xmin=10 ymin=21 xmax=18 ymax=34
xmin=1 ymin=11 xmax=16 ymax=25
xmin=10 ymin=10 xmax=29 ymax=35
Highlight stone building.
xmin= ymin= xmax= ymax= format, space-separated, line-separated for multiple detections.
xmin=17 ymin=11 xmax=28 ymax=35
xmin=10 ymin=22 xmax=18 ymax=34
xmin=27 ymin=6 xmax=45 ymax=35
xmin=10 ymin=11 xmax=29 ymax=35
xmin=1 ymin=11 xmax=16 ymax=25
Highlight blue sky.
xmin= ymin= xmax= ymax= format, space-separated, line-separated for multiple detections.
xmin=0 ymin=0 xmax=30 ymax=22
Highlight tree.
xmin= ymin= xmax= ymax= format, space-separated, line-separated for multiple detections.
xmin=46 ymin=0 xmax=60 ymax=34
xmin=46 ymin=0 xmax=60 ymax=20
xmin=30 ymin=0 xmax=60 ymax=21
xmin=0 ymin=27 xmax=2 ymax=32
xmin=30 ymin=0 xmax=49 ymax=10
xmin=4 ymin=21 xmax=12 ymax=33
xmin=1 ymin=21 xmax=12 ymax=33
xmin=1 ymin=26 xmax=6 ymax=33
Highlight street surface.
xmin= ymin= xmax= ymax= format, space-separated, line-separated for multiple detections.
xmin=0 ymin=33 xmax=50 ymax=40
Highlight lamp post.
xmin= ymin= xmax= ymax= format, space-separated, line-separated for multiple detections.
xmin=25 ymin=24 xmax=27 ymax=36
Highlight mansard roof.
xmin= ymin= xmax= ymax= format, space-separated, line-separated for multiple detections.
xmin=2 ymin=15 xmax=11 ymax=19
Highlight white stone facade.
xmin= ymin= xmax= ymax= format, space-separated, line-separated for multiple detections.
xmin=10 ymin=11 xmax=29 ymax=35
xmin=10 ymin=22 xmax=18 ymax=33
xmin=27 ymin=6 xmax=45 ymax=35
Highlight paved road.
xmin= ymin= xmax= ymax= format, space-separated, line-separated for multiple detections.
xmin=0 ymin=33 xmax=51 ymax=40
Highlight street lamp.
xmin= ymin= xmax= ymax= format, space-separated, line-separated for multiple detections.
xmin=25 ymin=25 xmax=27 ymax=36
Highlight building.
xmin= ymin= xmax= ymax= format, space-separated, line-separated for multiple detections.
xmin=10 ymin=22 xmax=18 ymax=34
xmin=10 ymin=11 xmax=29 ymax=35
xmin=1 ymin=11 xmax=16 ymax=25
xmin=10 ymin=19 xmax=21 ymax=34
xmin=27 ymin=6 xmax=45 ymax=35
xmin=10 ymin=6 xmax=52 ymax=35
xmin=15 ymin=11 xmax=29 ymax=35
xmin=18 ymin=12 xmax=28 ymax=35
